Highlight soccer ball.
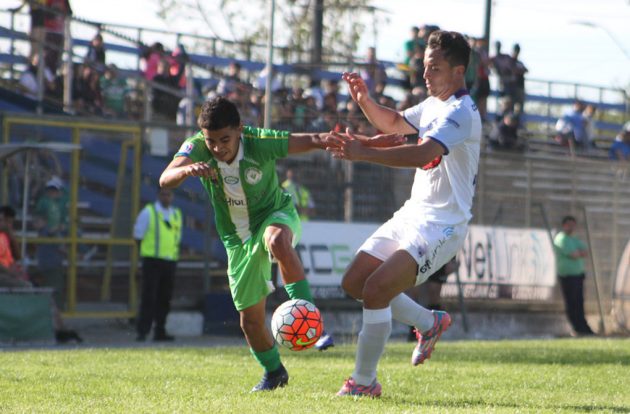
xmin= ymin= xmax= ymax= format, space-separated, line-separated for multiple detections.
xmin=271 ymin=299 xmax=323 ymax=351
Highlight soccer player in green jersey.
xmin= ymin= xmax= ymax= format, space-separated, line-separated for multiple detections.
xmin=159 ymin=96 xmax=404 ymax=392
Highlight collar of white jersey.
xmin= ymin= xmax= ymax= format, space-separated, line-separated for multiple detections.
xmin=217 ymin=138 xmax=244 ymax=168
xmin=436 ymin=89 xmax=469 ymax=106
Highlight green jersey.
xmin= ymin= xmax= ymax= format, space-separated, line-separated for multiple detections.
xmin=174 ymin=126 xmax=294 ymax=248
xmin=553 ymin=231 xmax=587 ymax=277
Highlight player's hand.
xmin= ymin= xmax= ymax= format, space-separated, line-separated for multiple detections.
xmin=342 ymin=72 xmax=369 ymax=105
xmin=184 ymin=162 xmax=218 ymax=180
xmin=325 ymin=128 xmax=370 ymax=161
xmin=364 ymin=133 xmax=407 ymax=148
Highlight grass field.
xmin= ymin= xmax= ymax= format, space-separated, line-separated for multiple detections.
xmin=1 ymin=338 xmax=629 ymax=413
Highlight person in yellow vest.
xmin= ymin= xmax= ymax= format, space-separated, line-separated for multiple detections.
xmin=133 ymin=187 xmax=182 ymax=341
xmin=281 ymin=168 xmax=315 ymax=221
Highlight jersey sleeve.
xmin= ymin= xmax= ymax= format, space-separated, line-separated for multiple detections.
xmin=174 ymin=133 xmax=209 ymax=163
xmin=423 ymin=103 xmax=472 ymax=155
xmin=402 ymin=101 xmax=425 ymax=131
xmin=242 ymin=126 xmax=289 ymax=161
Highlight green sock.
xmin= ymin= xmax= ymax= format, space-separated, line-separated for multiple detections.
xmin=284 ymin=279 xmax=314 ymax=304
xmin=251 ymin=346 xmax=281 ymax=373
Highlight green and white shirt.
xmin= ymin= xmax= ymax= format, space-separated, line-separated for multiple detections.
xmin=174 ymin=126 xmax=293 ymax=248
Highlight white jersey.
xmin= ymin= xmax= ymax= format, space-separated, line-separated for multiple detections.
xmin=400 ymin=90 xmax=481 ymax=225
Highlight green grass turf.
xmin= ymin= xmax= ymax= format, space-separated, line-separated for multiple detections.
xmin=1 ymin=338 xmax=629 ymax=413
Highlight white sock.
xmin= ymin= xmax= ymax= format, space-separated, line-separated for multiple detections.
xmin=352 ymin=307 xmax=392 ymax=386
xmin=390 ymin=293 xmax=435 ymax=333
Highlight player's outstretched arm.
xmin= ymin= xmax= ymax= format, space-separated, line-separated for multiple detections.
xmin=287 ymin=131 xmax=406 ymax=155
xmin=159 ymin=156 xmax=216 ymax=188
xmin=325 ymin=129 xmax=444 ymax=168
xmin=342 ymin=72 xmax=417 ymax=136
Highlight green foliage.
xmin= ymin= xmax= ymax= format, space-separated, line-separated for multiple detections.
xmin=150 ymin=0 xmax=372 ymax=62
xmin=1 ymin=338 xmax=629 ymax=413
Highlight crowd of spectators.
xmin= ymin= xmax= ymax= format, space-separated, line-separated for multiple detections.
xmin=13 ymin=5 xmax=630 ymax=161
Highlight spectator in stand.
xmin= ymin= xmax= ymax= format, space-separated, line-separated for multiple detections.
xmin=142 ymin=42 xmax=165 ymax=81
xmin=489 ymin=112 xmax=521 ymax=150
xmin=490 ymin=41 xmax=514 ymax=99
xmin=85 ymin=32 xmax=106 ymax=73
xmin=12 ymin=0 xmax=47 ymax=61
xmin=282 ymin=169 xmax=316 ymax=221
xmin=286 ymin=86 xmax=308 ymax=130
xmin=33 ymin=178 xmax=68 ymax=310
xmin=0 ymin=205 xmax=82 ymax=344
xmin=360 ymin=47 xmax=387 ymax=97
xmin=510 ymin=43 xmax=528 ymax=114
xmin=100 ymin=64 xmax=128 ymax=118
xmin=72 ymin=63 xmax=103 ymax=115
xmin=609 ymin=123 xmax=630 ymax=161
xmin=217 ymin=61 xmax=247 ymax=96
xmin=464 ymin=36 xmax=479 ymax=92
xmin=553 ymin=216 xmax=595 ymax=336
xmin=152 ymin=58 xmax=186 ymax=122
xmin=472 ymin=38 xmax=491 ymax=122
xmin=169 ymin=44 xmax=188 ymax=89
xmin=555 ymin=100 xmax=588 ymax=151
xmin=19 ymin=54 xmax=57 ymax=100
xmin=323 ymin=91 xmax=338 ymax=113
xmin=396 ymin=92 xmax=418 ymax=112
xmin=403 ymin=26 xmax=421 ymax=89
xmin=42 ymin=0 xmax=72 ymax=75
xmin=404 ymin=26 xmax=421 ymax=67
xmin=583 ymin=104 xmax=598 ymax=149
xmin=408 ymin=43 xmax=426 ymax=90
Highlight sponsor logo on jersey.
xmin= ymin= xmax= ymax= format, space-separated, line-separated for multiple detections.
xmin=226 ymin=198 xmax=246 ymax=207
xmin=419 ymin=259 xmax=432 ymax=274
xmin=243 ymin=157 xmax=260 ymax=166
xmin=178 ymin=142 xmax=194 ymax=154
xmin=245 ymin=167 xmax=263 ymax=185
xmin=224 ymin=176 xmax=239 ymax=185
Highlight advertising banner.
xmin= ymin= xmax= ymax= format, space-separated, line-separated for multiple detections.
xmin=298 ymin=222 xmax=556 ymax=301
xmin=443 ymin=225 xmax=556 ymax=301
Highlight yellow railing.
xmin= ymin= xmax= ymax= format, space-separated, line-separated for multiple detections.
xmin=1 ymin=113 xmax=142 ymax=318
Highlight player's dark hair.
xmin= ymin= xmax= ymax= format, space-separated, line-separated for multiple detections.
xmin=562 ymin=215 xmax=576 ymax=225
xmin=0 ymin=205 xmax=16 ymax=218
xmin=197 ymin=96 xmax=241 ymax=131
xmin=427 ymin=30 xmax=471 ymax=70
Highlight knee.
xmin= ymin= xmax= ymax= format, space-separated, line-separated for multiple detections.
xmin=240 ymin=314 xmax=264 ymax=336
xmin=266 ymin=230 xmax=291 ymax=258
xmin=341 ymin=273 xmax=363 ymax=300
xmin=361 ymin=278 xmax=388 ymax=305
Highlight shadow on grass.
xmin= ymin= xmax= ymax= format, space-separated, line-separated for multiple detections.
xmin=389 ymin=395 xmax=630 ymax=413
xmin=289 ymin=339 xmax=630 ymax=367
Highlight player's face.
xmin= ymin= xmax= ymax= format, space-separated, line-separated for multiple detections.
xmin=202 ymin=126 xmax=242 ymax=164
xmin=423 ymin=47 xmax=460 ymax=99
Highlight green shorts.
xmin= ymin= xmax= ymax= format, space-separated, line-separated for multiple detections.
xmin=226 ymin=205 xmax=301 ymax=311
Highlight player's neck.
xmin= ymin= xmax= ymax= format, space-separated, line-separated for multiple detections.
xmin=436 ymin=80 xmax=466 ymax=102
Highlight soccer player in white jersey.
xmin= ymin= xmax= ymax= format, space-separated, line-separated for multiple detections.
xmin=326 ymin=30 xmax=481 ymax=397
xmin=158 ymin=97 xmax=404 ymax=392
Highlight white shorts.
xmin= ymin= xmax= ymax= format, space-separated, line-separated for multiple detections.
xmin=358 ymin=216 xmax=467 ymax=286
